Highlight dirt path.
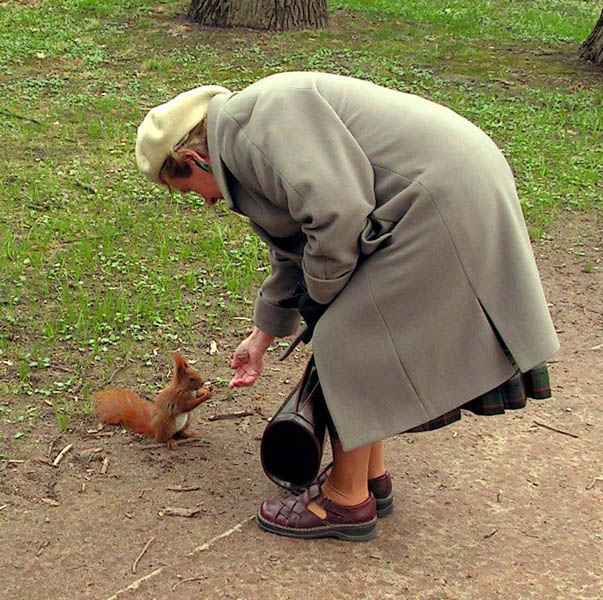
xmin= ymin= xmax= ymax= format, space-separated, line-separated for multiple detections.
xmin=1 ymin=209 xmax=601 ymax=600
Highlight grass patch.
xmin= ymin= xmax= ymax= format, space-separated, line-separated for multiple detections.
xmin=0 ymin=0 xmax=601 ymax=449
xmin=332 ymin=0 xmax=598 ymax=43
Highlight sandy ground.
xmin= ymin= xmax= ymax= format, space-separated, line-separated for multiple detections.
xmin=0 ymin=209 xmax=601 ymax=600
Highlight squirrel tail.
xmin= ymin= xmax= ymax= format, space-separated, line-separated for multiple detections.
xmin=93 ymin=388 xmax=156 ymax=437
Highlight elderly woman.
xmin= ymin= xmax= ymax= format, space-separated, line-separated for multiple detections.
xmin=136 ymin=72 xmax=559 ymax=542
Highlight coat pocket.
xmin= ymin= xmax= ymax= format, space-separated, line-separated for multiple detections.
xmin=359 ymin=217 xmax=394 ymax=257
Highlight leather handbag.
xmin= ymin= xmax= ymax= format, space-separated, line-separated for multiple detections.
xmin=260 ymin=356 xmax=328 ymax=491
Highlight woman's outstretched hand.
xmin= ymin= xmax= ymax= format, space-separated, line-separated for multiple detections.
xmin=229 ymin=327 xmax=275 ymax=388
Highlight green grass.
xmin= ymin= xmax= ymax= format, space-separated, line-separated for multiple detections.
xmin=0 ymin=0 xmax=601 ymax=447
xmin=332 ymin=0 xmax=597 ymax=43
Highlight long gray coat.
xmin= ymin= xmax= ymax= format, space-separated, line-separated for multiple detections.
xmin=206 ymin=72 xmax=559 ymax=450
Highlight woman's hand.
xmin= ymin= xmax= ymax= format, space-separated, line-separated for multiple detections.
xmin=229 ymin=327 xmax=275 ymax=388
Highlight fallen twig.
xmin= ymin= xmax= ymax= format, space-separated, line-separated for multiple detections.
xmin=36 ymin=541 xmax=50 ymax=557
xmin=189 ymin=515 xmax=255 ymax=556
xmin=483 ymin=529 xmax=498 ymax=539
xmin=132 ymin=536 xmax=155 ymax=574
xmin=167 ymin=485 xmax=202 ymax=492
xmin=105 ymin=567 xmax=164 ymax=600
xmin=79 ymin=447 xmax=103 ymax=456
xmin=532 ymin=420 xmax=580 ymax=439
xmin=74 ymin=180 xmax=97 ymax=194
xmin=161 ymin=506 xmax=203 ymax=518
xmin=0 ymin=108 xmax=42 ymax=124
xmin=0 ymin=504 xmax=8 ymax=511
xmin=585 ymin=477 xmax=603 ymax=491
xmin=1 ymin=459 xmax=25 ymax=464
xmin=48 ymin=439 xmax=57 ymax=459
xmin=100 ymin=457 xmax=110 ymax=474
xmin=52 ymin=443 xmax=74 ymax=466
xmin=521 ymin=530 xmax=539 ymax=539
xmin=41 ymin=498 xmax=60 ymax=507
xmin=172 ymin=576 xmax=206 ymax=591
xmin=107 ymin=361 xmax=132 ymax=385
xmin=208 ymin=410 xmax=254 ymax=422
xmin=140 ymin=438 xmax=201 ymax=450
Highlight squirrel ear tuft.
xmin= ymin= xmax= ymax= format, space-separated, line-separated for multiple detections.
xmin=173 ymin=352 xmax=188 ymax=373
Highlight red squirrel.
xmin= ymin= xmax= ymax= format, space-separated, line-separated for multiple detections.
xmin=93 ymin=352 xmax=211 ymax=448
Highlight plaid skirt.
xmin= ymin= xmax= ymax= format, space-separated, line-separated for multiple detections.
xmin=405 ymin=364 xmax=552 ymax=433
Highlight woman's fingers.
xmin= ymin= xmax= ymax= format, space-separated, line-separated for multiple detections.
xmin=230 ymin=348 xmax=250 ymax=369
xmin=229 ymin=367 xmax=259 ymax=388
xmin=229 ymin=335 xmax=266 ymax=387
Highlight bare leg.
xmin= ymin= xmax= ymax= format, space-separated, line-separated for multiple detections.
xmin=308 ymin=439 xmax=371 ymax=518
xmin=368 ymin=440 xmax=386 ymax=479
xmin=313 ymin=441 xmax=385 ymax=481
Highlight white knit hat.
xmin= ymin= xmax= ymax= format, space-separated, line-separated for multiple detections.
xmin=135 ymin=85 xmax=231 ymax=184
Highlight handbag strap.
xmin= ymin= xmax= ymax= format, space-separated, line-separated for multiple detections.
xmin=297 ymin=357 xmax=322 ymax=410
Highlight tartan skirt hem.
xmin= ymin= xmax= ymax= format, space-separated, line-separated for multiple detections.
xmin=405 ymin=363 xmax=552 ymax=434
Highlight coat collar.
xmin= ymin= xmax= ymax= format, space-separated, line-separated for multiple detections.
xmin=207 ymin=91 xmax=238 ymax=211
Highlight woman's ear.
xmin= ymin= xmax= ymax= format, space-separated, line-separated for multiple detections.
xmin=180 ymin=149 xmax=212 ymax=173
xmin=192 ymin=157 xmax=212 ymax=173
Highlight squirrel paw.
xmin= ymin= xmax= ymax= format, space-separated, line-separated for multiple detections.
xmin=196 ymin=387 xmax=212 ymax=402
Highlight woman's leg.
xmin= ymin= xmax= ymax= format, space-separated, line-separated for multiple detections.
xmin=307 ymin=440 xmax=371 ymax=517
xmin=368 ymin=440 xmax=386 ymax=480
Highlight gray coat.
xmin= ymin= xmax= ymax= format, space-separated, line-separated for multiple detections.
xmin=207 ymin=72 xmax=559 ymax=450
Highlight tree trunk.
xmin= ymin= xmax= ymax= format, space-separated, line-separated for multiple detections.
xmin=188 ymin=0 xmax=327 ymax=31
xmin=580 ymin=9 xmax=603 ymax=65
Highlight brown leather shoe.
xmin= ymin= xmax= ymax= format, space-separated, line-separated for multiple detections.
xmin=257 ymin=492 xmax=377 ymax=541
xmin=302 ymin=468 xmax=394 ymax=518
xmin=368 ymin=472 xmax=394 ymax=517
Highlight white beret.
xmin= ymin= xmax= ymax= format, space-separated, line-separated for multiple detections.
xmin=135 ymin=85 xmax=231 ymax=184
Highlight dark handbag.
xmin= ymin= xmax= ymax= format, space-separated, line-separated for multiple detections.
xmin=260 ymin=356 xmax=328 ymax=491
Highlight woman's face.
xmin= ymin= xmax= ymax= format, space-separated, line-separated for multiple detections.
xmin=163 ymin=153 xmax=223 ymax=205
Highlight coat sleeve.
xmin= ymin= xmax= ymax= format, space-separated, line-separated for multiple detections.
xmin=223 ymin=87 xmax=376 ymax=305
xmin=252 ymin=240 xmax=303 ymax=337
